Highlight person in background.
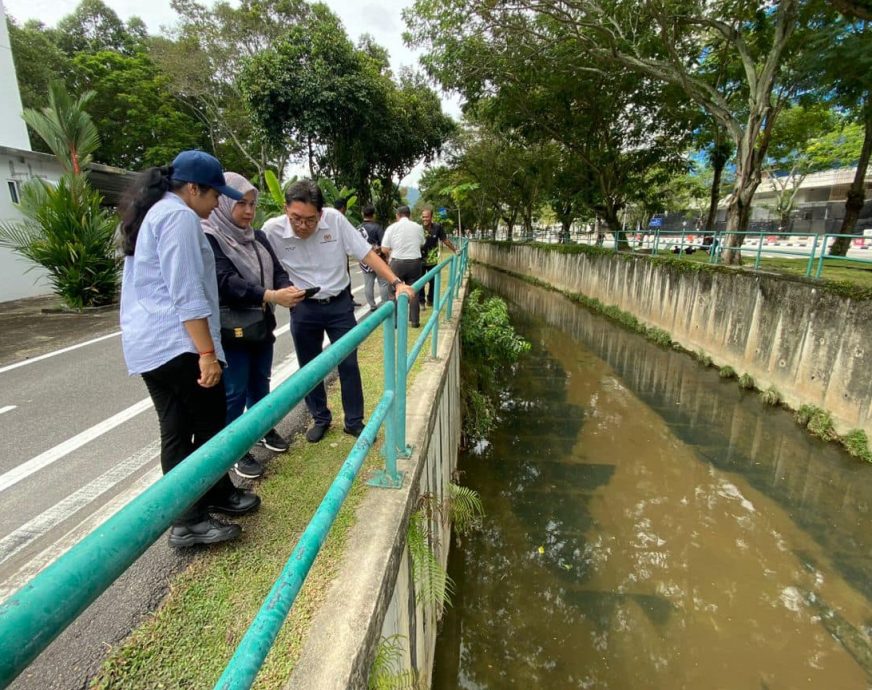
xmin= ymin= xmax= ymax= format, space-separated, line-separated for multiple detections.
xmin=117 ymin=150 xmax=260 ymax=548
xmin=263 ymin=180 xmax=416 ymax=443
xmin=358 ymin=205 xmax=388 ymax=312
xmin=333 ymin=197 xmax=348 ymax=216
xmin=381 ymin=206 xmax=425 ymax=328
xmin=418 ymin=208 xmax=457 ymax=309
xmin=203 ymin=172 xmax=305 ymax=480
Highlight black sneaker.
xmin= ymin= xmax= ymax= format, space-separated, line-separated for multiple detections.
xmin=168 ymin=517 xmax=241 ymax=547
xmin=306 ymin=421 xmax=331 ymax=443
xmin=233 ymin=453 xmax=264 ymax=479
xmin=343 ymin=423 xmax=365 ymax=438
xmin=258 ymin=429 xmax=289 ymax=452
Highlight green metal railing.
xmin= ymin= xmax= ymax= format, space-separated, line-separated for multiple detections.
xmin=0 ymin=241 xmax=469 ymax=690
xmin=647 ymin=228 xmax=872 ymax=278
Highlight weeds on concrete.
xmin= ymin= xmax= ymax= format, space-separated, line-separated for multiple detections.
xmin=842 ymin=429 xmax=872 ymax=463
xmin=695 ymin=350 xmax=713 ymax=367
xmin=738 ymin=373 xmax=755 ymax=390
xmin=796 ymin=404 xmax=838 ymax=441
xmin=760 ymin=386 xmax=782 ymax=406
xmin=719 ymin=366 xmax=736 ymax=379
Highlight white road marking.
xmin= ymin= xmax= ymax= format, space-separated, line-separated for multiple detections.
xmin=0 ymin=441 xmax=162 ymax=567
xmin=0 ymin=466 xmax=162 ymax=604
xmin=0 ymin=331 xmax=121 ymax=375
xmin=0 ymin=406 xmax=16 ymax=415
xmin=0 ymin=398 xmax=154 ymax=494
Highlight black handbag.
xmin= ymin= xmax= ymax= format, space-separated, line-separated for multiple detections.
xmin=219 ymin=244 xmax=270 ymax=343
xmin=220 ymin=305 xmax=270 ymax=343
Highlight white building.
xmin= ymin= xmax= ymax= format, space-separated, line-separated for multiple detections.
xmin=0 ymin=0 xmax=65 ymax=301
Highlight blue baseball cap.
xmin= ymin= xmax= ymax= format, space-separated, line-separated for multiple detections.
xmin=171 ymin=150 xmax=243 ymax=200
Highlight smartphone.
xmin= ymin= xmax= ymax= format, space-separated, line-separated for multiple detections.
xmin=303 ymin=286 xmax=322 ymax=297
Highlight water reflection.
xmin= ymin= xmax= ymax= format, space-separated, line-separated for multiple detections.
xmin=433 ymin=267 xmax=872 ymax=689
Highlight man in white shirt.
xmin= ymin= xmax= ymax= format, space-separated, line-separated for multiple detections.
xmin=263 ymin=180 xmax=415 ymax=443
xmin=381 ymin=206 xmax=425 ymax=328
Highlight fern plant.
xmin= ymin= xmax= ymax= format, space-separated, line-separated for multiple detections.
xmin=407 ymin=509 xmax=454 ymax=609
xmin=368 ymin=635 xmax=421 ymax=690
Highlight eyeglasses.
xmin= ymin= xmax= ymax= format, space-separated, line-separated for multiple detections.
xmin=289 ymin=214 xmax=319 ymax=228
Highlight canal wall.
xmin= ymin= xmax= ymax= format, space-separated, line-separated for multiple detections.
xmin=286 ymin=283 xmax=466 ymax=689
xmin=469 ymin=242 xmax=872 ymax=436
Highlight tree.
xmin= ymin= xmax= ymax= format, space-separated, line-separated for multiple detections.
xmin=55 ymin=0 xmax=143 ymax=55
xmin=763 ymin=105 xmax=860 ymax=229
xmin=0 ymin=83 xmax=119 ymax=308
xmin=407 ymin=0 xmax=828 ymax=264
xmin=155 ymin=0 xmax=315 ymax=181
xmin=243 ymin=9 xmax=453 ymax=219
xmin=70 ymin=50 xmax=210 ymax=169
xmin=407 ymin=8 xmax=693 ymax=248
xmin=22 ymin=82 xmax=99 ymax=174
xmin=804 ymin=16 xmax=872 ymax=255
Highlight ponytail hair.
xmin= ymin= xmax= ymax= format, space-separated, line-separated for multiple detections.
xmin=118 ymin=166 xmax=186 ymax=256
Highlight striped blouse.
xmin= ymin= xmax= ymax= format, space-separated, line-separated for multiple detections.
xmin=120 ymin=192 xmax=225 ymax=375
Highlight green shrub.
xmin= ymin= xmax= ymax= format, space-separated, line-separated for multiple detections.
xmin=460 ymin=287 xmax=530 ymax=446
xmin=760 ymin=386 xmax=782 ymax=406
xmin=695 ymin=350 xmax=713 ymax=367
xmin=719 ymin=366 xmax=736 ymax=379
xmin=842 ymin=429 xmax=872 ymax=463
xmin=738 ymin=373 xmax=755 ymax=390
xmin=795 ymin=404 xmax=816 ymax=426
xmin=0 ymin=174 xmax=119 ymax=309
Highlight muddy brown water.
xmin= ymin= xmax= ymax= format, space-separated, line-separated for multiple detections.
xmin=432 ymin=267 xmax=872 ymax=689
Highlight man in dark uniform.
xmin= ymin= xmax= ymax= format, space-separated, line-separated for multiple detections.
xmin=419 ymin=207 xmax=457 ymax=308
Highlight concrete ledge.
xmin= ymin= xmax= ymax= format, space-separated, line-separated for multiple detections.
xmin=286 ymin=281 xmax=467 ymax=689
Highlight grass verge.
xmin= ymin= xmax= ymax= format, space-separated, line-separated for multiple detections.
xmin=91 ymin=295 xmax=448 ymax=689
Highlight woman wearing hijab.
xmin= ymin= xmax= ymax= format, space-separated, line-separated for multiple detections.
xmin=203 ymin=173 xmax=305 ymax=480
xmin=118 ymin=151 xmax=260 ymax=548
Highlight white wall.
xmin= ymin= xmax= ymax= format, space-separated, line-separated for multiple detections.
xmin=0 ymin=0 xmax=31 ymax=151
xmin=0 ymin=152 xmax=65 ymax=301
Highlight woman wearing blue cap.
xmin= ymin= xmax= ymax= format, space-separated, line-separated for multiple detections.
xmin=117 ymin=150 xmax=261 ymax=548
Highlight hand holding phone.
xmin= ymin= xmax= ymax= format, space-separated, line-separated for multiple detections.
xmin=303 ymin=286 xmax=322 ymax=297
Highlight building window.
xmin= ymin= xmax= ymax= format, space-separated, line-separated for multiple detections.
xmin=7 ymin=180 xmax=20 ymax=205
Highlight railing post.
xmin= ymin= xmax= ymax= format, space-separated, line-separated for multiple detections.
xmin=431 ymin=270 xmax=441 ymax=359
xmin=652 ymin=228 xmax=659 ymax=256
xmin=805 ymin=233 xmax=820 ymax=277
xmin=678 ymin=227 xmax=685 ymax=258
xmin=394 ymin=294 xmax=411 ymax=456
xmin=367 ymin=310 xmax=402 ymax=488
xmin=446 ymin=255 xmax=456 ymax=321
xmin=755 ymin=229 xmax=764 ymax=269
xmin=816 ymin=235 xmax=829 ymax=278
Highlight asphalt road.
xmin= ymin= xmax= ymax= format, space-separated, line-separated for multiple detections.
xmin=0 ymin=272 xmax=374 ymax=690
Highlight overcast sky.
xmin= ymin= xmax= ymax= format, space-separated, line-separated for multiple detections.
xmin=2 ymin=0 xmax=460 ymax=185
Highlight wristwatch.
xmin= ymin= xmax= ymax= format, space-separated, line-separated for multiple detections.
xmin=390 ymin=278 xmax=403 ymax=288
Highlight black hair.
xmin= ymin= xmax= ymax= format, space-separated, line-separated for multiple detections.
xmin=333 ymin=197 xmax=347 ymax=212
xmin=118 ymin=166 xmax=188 ymax=256
xmin=362 ymin=204 xmax=376 ymax=218
xmin=397 ymin=205 xmax=411 ymax=217
xmin=285 ymin=179 xmax=324 ymax=211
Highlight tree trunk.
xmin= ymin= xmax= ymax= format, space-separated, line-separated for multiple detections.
xmin=560 ymin=218 xmax=572 ymax=243
xmin=602 ymin=208 xmax=629 ymax=250
xmin=722 ymin=122 xmax=768 ymax=265
xmin=705 ymin=154 xmax=726 ymax=233
xmin=830 ymin=104 xmax=872 ymax=256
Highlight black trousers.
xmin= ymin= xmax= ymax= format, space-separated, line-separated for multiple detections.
xmin=142 ymin=352 xmax=236 ymax=524
xmin=290 ymin=291 xmax=364 ymax=428
xmin=390 ymin=258 xmax=422 ymax=326
xmin=418 ymin=263 xmax=436 ymax=305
